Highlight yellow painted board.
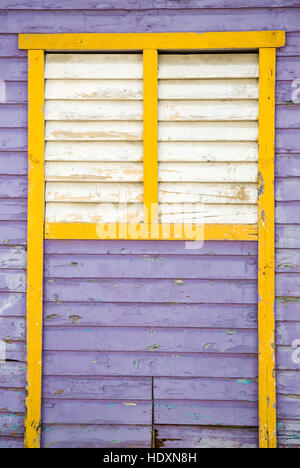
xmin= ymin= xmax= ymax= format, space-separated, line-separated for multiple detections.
xmin=25 ymin=50 xmax=45 ymax=449
xmin=45 ymin=223 xmax=258 ymax=241
xmin=19 ymin=31 xmax=285 ymax=50
xmin=143 ymin=49 xmax=158 ymax=224
xmin=258 ymin=48 xmax=276 ymax=449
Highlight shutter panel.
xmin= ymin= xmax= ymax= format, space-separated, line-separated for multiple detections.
xmin=157 ymin=53 xmax=259 ymax=224
xmin=45 ymin=53 xmax=144 ymax=224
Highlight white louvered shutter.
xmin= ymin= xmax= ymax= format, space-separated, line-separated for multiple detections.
xmin=157 ymin=53 xmax=259 ymax=224
xmin=45 ymin=53 xmax=144 ymax=224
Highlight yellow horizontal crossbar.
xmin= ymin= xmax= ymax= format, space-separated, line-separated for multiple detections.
xmin=19 ymin=31 xmax=285 ymax=51
xmin=45 ymin=223 xmax=258 ymax=241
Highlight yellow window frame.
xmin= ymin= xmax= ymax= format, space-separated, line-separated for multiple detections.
xmin=20 ymin=31 xmax=285 ymax=449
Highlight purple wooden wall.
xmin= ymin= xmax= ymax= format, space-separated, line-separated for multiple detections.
xmin=0 ymin=0 xmax=299 ymax=448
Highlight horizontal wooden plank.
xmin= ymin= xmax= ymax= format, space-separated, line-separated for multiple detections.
xmin=44 ymin=239 xmax=258 ymax=256
xmin=42 ymin=400 xmax=152 ymax=425
xmin=43 ymin=376 xmax=152 ymax=400
xmin=1 ymin=82 xmax=27 ymax=104
xmin=0 ymin=317 xmax=25 ymax=341
xmin=277 ymin=346 xmax=300 ymax=371
xmin=0 ymin=222 xmax=27 ymax=245
xmin=0 ymin=341 xmax=26 ymax=362
xmin=46 ymin=182 xmax=143 ymax=203
xmin=43 ymin=327 xmax=257 ymax=353
xmin=42 ymin=424 xmax=151 ymax=448
xmin=45 ymin=141 xmax=143 ymax=162
xmin=158 ymin=122 xmax=258 ymax=141
xmin=45 ymin=79 xmax=143 ymax=100
xmin=46 ymin=121 xmax=143 ymax=142
xmin=45 ymin=99 xmax=258 ymax=122
xmin=46 ymin=122 xmax=258 ymax=142
xmin=276 ymin=201 xmax=300 ymax=224
xmin=46 ymin=181 xmax=257 ymax=204
xmin=0 ymin=129 xmax=27 ymax=152
xmin=158 ymin=162 xmax=258 ymax=182
xmin=45 ymin=162 xmax=143 ymax=182
xmin=158 ymin=54 xmax=259 ymax=79
xmin=277 ymin=274 xmax=300 ymax=296
xmin=45 ymin=141 xmax=258 ymax=163
xmin=276 ymin=178 xmax=300 ymax=201
xmin=277 ymin=322 xmax=300 ymax=345
xmin=276 ymin=225 xmax=300 ymax=249
xmin=45 ymin=203 xmax=257 ymax=224
xmin=276 ymin=156 xmax=300 ymax=178
xmin=0 ymin=361 xmax=25 ymax=388
xmin=45 ymin=54 xmax=143 ymax=79
xmin=277 ymin=420 xmax=300 ymax=445
xmin=154 ymin=377 xmax=257 ymax=401
xmin=154 ymin=425 xmax=257 ymax=448
xmin=0 ymin=104 xmax=27 ymax=128
xmin=276 ymin=300 xmax=300 ymax=322
xmin=45 ymin=202 xmax=144 ymax=223
xmin=158 ymin=203 xmax=257 ymax=224
xmin=43 ymin=351 xmax=258 ymax=377
xmin=44 ymin=278 xmax=257 ymax=304
xmin=159 ymin=78 xmax=259 ymax=100
xmin=276 ymin=103 xmax=300 ymax=129
xmin=159 ymin=182 xmax=257 ymax=204
xmin=0 ymin=171 xmax=21 ymax=204
xmin=276 ymin=249 xmax=300 ymax=273
xmin=44 ymin=253 xmax=257 ymax=279
xmin=276 ymin=396 xmax=300 ymax=421
xmin=45 ymin=78 xmax=259 ymax=101
xmin=0 ymin=292 xmax=25 ymax=320
xmin=158 ymin=99 xmax=258 ymax=121
xmin=45 ymin=100 xmax=143 ymax=121
xmin=43 ymin=302 xmax=258 ymax=329
xmin=277 ymin=371 xmax=300 ymax=395
xmin=2 ymin=11 xmax=297 ymax=35
xmin=0 ymin=58 xmax=27 ymax=81
xmin=154 ymin=400 xmax=258 ymax=426
xmin=0 ymin=199 xmax=27 ymax=222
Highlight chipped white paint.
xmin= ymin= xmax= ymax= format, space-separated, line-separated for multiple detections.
xmin=45 ymin=54 xmax=143 ymax=79
xmin=45 ymin=142 xmax=143 ymax=162
xmin=45 ymin=162 xmax=143 ymax=182
xmin=45 ymin=52 xmax=259 ymax=224
xmin=45 ymin=79 xmax=143 ymax=100
xmin=46 ymin=182 xmax=143 ymax=203
xmin=158 ymin=79 xmax=259 ymax=100
xmin=45 ymin=53 xmax=143 ymax=223
xmin=158 ymin=54 xmax=259 ymax=79
xmin=158 ymin=53 xmax=259 ymax=223
xmin=46 ymin=202 xmax=144 ymax=224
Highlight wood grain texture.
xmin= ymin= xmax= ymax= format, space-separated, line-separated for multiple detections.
xmin=0 ymin=1 xmax=297 ymax=451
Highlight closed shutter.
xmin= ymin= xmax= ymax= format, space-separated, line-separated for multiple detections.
xmin=158 ymin=53 xmax=259 ymax=224
xmin=44 ymin=52 xmax=259 ymax=227
xmin=44 ymin=53 xmax=144 ymax=224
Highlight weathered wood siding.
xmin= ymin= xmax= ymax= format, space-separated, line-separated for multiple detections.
xmin=0 ymin=1 xmax=299 ymax=449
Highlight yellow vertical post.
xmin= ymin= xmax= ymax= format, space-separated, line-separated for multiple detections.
xmin=143 ymin=49 xmax=158 ymax=225
xmin=258 ymin=47 xmax=277 ymax=449
xmin=25 ymin=50 xmax=45 ymax=448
